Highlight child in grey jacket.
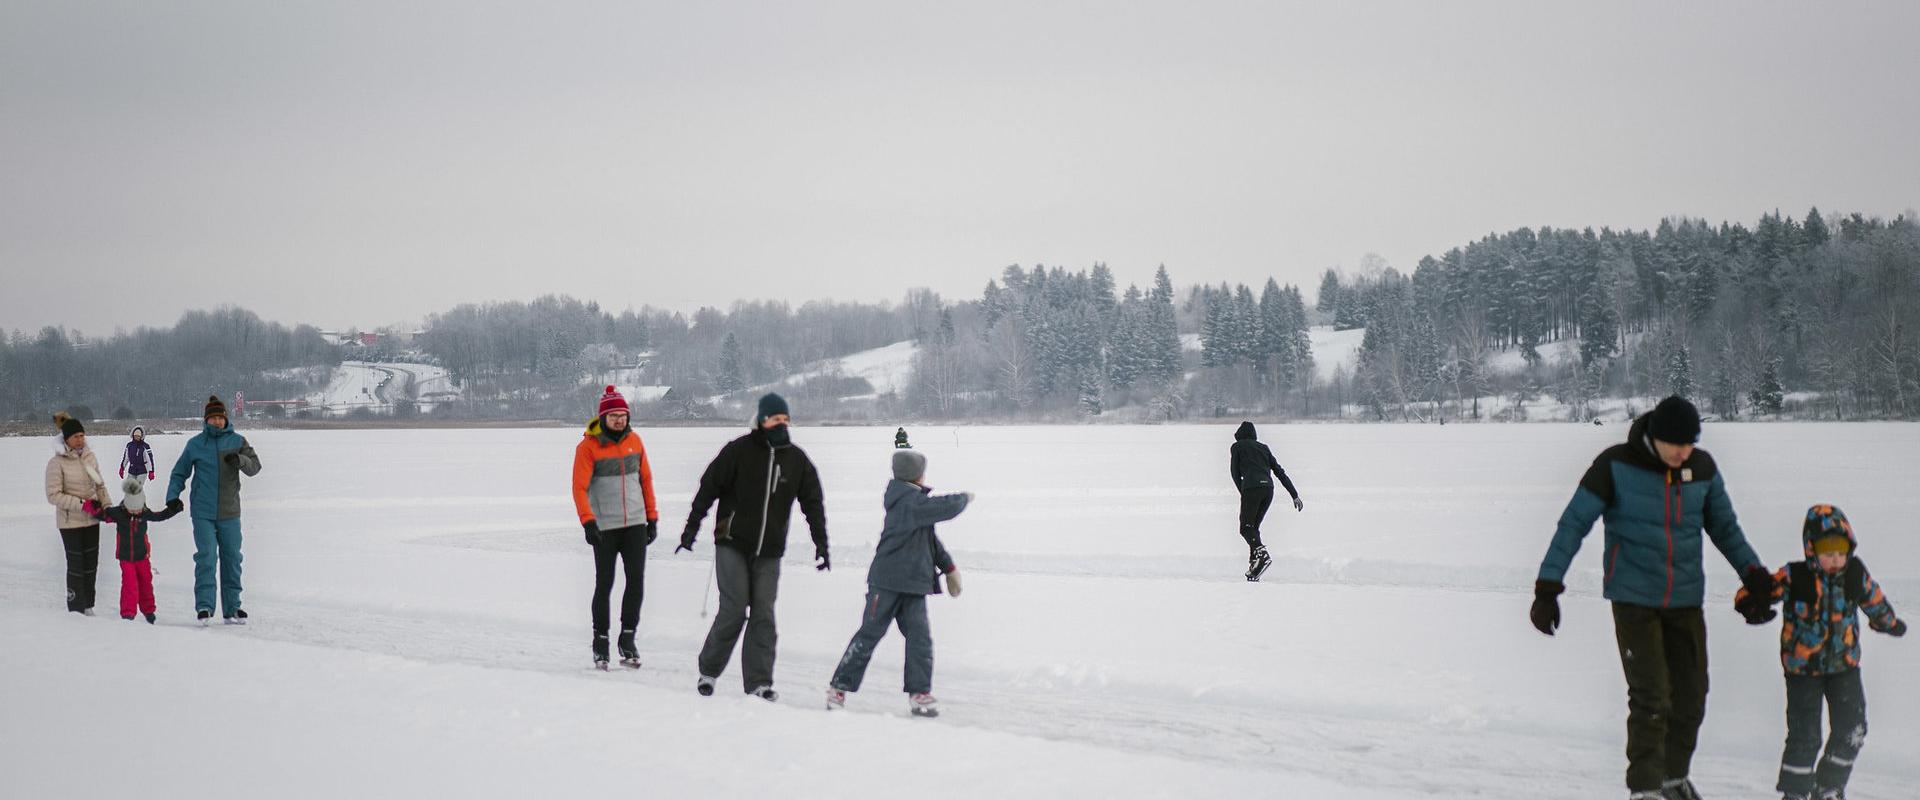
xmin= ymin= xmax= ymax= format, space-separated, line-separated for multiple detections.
xmin=826 ymin=448 xmax=969 ymax=717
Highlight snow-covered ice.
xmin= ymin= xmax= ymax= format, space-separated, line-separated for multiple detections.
xmin=4 ymin=423 xmax=1916 ymax=799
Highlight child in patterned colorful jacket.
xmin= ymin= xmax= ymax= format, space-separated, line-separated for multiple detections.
xmin=1735 ymin=504 xmax=1905 ymax=800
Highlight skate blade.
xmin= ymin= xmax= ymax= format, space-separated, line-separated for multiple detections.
xmin=619 ymin=658 xmax=641 ymax=669
xmin=911 ymin=708 xmax=940 ymax=718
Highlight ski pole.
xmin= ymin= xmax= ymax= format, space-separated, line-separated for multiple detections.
xmin=701 ymin=559 xmax=715 ymax=618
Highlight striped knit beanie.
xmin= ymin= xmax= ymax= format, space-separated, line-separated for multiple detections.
xmin=597 ymin=385 xmax=629 ymax=417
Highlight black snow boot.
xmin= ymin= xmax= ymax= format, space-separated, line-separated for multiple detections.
xmin=1246 ymin=547 xmax=1273 ymax=582
xmin=592 ymin=634 xmax=610 ymax=670
xmin=617 ymin=629 xmax=640 ymax=668
xmin=1661 ymin=778 xmax=1702 ymax=800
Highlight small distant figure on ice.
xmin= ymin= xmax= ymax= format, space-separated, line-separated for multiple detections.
xmin=83 ymin=477 xmax=181 ymax=623
xmin=1229 ymin=422 xmax=1301 ymax=582
xmin=1735 ymin=505 xmax=1904 ymax=800
xmin=826 ymin=448 xmax=969 ymax=718
xmin=894 ymin=427 xmax=911 ymax=449
xmin=120 ymin=426 xmax=157 ymax=485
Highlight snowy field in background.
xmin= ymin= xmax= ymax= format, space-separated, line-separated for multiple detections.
xmin=3 ymin=423 xmax=1917 ymax=799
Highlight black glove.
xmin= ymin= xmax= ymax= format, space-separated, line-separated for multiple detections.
xmin=1889 ymin=619 xmax=1907 ymax=638
xmin=644 ymin=521 xmax=658 ymax=546
xmin=814 ymin=545 xmax=831 ymax=572
xmin=1530 ymin=580 xmax=1564 ymax=636
xmin=223 ymin=452 xmax=241 ymax=466
xmin=165 ymin=498 xmax=184 ymax=514
xmin=675 ymin=525 xmax=696 ymax=554
xmin=1736 ymin=566 xmax=1778 ymax=625
xmin=583 ymin=520 xmax=600 ymax=546
xmin=1292 ymin=496 xmax=1304 ymax=512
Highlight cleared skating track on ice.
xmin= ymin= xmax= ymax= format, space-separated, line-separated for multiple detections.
xmin=4 ymin=424 xmax=1917 ymax=799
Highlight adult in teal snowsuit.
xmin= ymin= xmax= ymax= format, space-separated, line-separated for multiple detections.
xmin=165 ymin=395 xmax=262 ymax=622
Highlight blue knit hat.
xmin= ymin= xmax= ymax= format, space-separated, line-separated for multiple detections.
xmin=756 ymin=393 xmax=791 ymax=426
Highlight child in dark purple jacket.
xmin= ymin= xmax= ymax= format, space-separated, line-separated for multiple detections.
xmin=84 ymin=477 xmax=181 ymax=623
xmin=120 ymin=426 xmax=156 ymax=485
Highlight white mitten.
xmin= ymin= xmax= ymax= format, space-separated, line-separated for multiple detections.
xmin=945 ymin=571 xmax=963 ymax=598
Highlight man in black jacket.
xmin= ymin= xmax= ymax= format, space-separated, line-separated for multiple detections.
xmin=678 ymin=393 xmax=829 ymax=701
xmin=1230 ymin=421 xmax=1301 ymax=581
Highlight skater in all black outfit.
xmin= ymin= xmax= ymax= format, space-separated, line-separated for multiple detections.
xmin=1229 ymin=422 xmax=1301 ymax=581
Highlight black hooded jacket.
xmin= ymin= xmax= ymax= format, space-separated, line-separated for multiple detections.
xmin=1230 ymin=422 xmax=1299 ymax=498
xmin=684 ymin=426 xmax=828 ymax=559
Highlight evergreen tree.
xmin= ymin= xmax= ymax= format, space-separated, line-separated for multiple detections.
xmin=1078 ymin=370 xmax=1104 ymax=416
xmin=1200 ymin=287 xmax=1226 ymax=368
xmin=1666 ymin=343 xmax=1694 ymax=399
xmin=1147 ymin=280 xmax=1183 ymax=382
xmin=716 ymin=332 xmax=746 ymax=395
xmin=1287 ymin=286 xmax=1315 ymax=386
xmin=1316 ymin=269 xmax=1341 ymax=314
xmin=1107 ymin=289 xmax=1146 ymax=390
xmin=1802 ymin=207 xmax=1830 ymax=249
xmin=1151 ymin=265 xmax=1175 ymax=305
xmin=1748 ymin=355 xmax=1785 ymax=415
xmin=1233 ymin=284 xmax=1261 ymax=367
xmin=1090 ymin=263 xmax=1118 ymax=315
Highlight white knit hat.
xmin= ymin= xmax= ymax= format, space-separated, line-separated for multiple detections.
xmin=121 ymin=477 xmax=148 ymax=512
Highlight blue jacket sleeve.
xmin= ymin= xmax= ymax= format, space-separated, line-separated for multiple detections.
xmin=908 ymin=492 xmax=971 ymax=529
xmin=1540 ymin=486 xmax=1607 ymax=583
xmin=1701 ymin=473 xmax=1762 ymax=573
xmin=166 ymin=441 xmax=194 ymax=503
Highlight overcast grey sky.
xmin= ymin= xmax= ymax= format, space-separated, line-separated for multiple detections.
xmin=3 ymin=1 xmax=1917 ymax=334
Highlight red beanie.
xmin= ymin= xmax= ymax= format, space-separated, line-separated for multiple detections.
xmin=597 ymin=385 xmax=628 ymax=417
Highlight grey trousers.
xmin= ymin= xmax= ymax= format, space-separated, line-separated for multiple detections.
xmin=698 ymin=545 xmax=783 ymax=690
xmin=830 ymin=588 xmax=933 ymax=695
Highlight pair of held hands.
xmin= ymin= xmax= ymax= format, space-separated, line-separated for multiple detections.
xmin=1528 ymin=567 xmax=1910 ymax=637
xmin=580 ymin=519 xmax=833 ymax=572
xmin=81 ymin=498 xmax=184 ymax=516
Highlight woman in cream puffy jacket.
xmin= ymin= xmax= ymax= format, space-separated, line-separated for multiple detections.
xmin=46 ymin=411 xmax=112 ymax=614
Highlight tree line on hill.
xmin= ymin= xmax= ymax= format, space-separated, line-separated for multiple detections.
xmin=8 ymin=208 xmax=1916 ymax=425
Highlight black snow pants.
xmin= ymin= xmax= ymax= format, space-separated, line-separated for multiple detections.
xmin=1237 ymin=485 xmax=1274 ymax=556
xmin=1777 ymin=669 xmax=1868 ymax=797
xmin=60 ymin=524 xmax=100 ymax=612
xmin=590 ymin=524 xmax=647 ymax=636
xmin=1612 ymin=603 xmax=1709 ymax=793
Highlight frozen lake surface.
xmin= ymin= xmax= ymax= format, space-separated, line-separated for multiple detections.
xmin=4 ymin=422 xmax=1916 ymax=798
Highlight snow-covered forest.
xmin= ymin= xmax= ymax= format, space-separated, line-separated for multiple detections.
xmin=5 ymin=209 xmax=1918 ymax=424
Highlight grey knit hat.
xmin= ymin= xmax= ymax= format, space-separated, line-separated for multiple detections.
xmin=892 ymin=449 xmax=927 ymax=482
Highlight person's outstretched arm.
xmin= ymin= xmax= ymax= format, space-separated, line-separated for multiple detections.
xmin=1265 ymin=445 xmax=1299 ymax=500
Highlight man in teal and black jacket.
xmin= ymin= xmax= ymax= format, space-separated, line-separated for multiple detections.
xmin=1531 ymin=395 xmax=1775 ymax=800
xmin=165 ymin=395 xmax=262 ymax=625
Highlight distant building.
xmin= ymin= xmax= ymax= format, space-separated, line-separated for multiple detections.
xmin=623 ymin=386 xmax=674 ymax=404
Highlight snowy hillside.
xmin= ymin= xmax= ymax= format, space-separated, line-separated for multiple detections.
xmin=770 ymin=340 xmax=919 ymax=399
xmin=1308 ymin=326 xmax=1365 ymax=381
xmin=307 ymin=361 xmax=458 ymax=413
xmin=5 ymin=424 xmax=1916 ymax=799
